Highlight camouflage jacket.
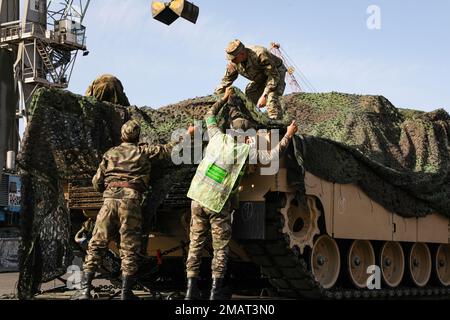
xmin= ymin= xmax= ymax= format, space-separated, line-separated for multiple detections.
xmin=215 ymin=45 xmax=286 ymax=97
xmin=205 ymin=101 xmax=292 ymax=208
xmin=92 ymin=140 xmax=179 ymax=199
xmin=207 ymin=99 xmax=291 ymax=162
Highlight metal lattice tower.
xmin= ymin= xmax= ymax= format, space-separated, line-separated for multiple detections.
xmin=0 ymin=0 xmax=90 ymax=123
xmin=48 ymin=0 xmax=90 ymax=24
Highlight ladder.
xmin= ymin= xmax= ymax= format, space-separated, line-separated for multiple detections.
xmin=36 ymin=40 xmax=57 ymax=82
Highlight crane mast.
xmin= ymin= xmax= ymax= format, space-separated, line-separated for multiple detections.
xmin=0 ymin=0 xmax=90 ymax=174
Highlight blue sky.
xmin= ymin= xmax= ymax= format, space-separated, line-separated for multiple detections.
xmin=68 ymin=0 xmax=450 ymax=112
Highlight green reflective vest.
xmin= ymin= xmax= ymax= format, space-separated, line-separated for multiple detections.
xmin=187 ymin=131 xmax=250 ymax=213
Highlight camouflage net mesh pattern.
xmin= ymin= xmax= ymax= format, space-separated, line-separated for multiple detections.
xmin=17 ymin=89 xmax=130 ymax=298
xmin=16 ymin=88 xmax=216 ymax=298
xmin=85 ymin=74 xmax=131 ymax=106
xmin=283 ymin=93 xmax=450 ymax=218
xmin=16 ymin=87 xmax=450 ymax=298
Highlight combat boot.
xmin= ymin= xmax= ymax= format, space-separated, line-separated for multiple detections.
xmin=209 ymin=277 xmax=226 ymax=300
xmin=120 ymin=275 xmax=140 ymax=300
xmin=185 ymin=277 xmax=201 ymax=300
xmin=71 ymin=271 xmax=94 ymax=300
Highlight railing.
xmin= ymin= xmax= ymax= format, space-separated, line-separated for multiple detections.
xmin=59 ymin=28 xmax=87 ymax=49
xmin=1 ymin=21 xmax=87 ymax=50
xmin=0 ymin=22 xmax=48 ymax=42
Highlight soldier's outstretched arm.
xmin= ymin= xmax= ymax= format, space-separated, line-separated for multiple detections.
xmin=143 ymin=126 xmax=195 ymax=160
xmin=205 ymin=87 xmax=233 ymax=138
xmin=214 ymin=63 xmax=238 ymax=95
xmin=92 ymin=156 xmax=107 ymax=192
xmin=249 ymin=120 xmax=298 ymax=164
xmin=144 ymin=143 xmax=176 ymax=161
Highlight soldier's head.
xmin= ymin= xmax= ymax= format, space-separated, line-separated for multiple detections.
xmin=231 ymin=118 xmax=255 ymax=132
xmin=226 ymin=39 xmax=247 ymax=64
xmin=228 ymin=119 xmax=258 ymax=146
xmin=121 ymin=120 xmax=141 ymax=143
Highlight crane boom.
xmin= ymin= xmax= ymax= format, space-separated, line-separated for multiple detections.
xmin=270 ymin=42 xmax=302 ymax=93
xmin=270 ymin=42 xmax=316 ymax=93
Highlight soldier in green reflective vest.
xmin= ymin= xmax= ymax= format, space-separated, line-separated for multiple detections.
xmin=185 ymin=87 xmax=298 ymax=300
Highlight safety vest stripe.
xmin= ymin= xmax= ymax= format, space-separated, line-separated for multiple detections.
xmin=206 ymin=171 xmax=224 ymax=181
xmin=207 ymin=164 xmax=227 ymax=178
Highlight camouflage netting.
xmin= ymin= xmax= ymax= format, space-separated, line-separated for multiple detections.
xmin=16 ymin=85 xmax=450 ymax=298
xmin=85 ymin=74 xmax=131 ymax=106
xmin=16 ymin=87 xmax=216 ymax=299
xmin=283 ymin=93 xmax=450 ymax=218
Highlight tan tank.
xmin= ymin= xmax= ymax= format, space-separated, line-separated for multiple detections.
xmin=18 ymin=85 xmax=450 ymax=299
xmin=236 ymin=155 xmax=450 ymax=298
xmin=66 ymin=139 xmax=450 ymax=299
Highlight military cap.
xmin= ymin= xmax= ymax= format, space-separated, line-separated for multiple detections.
xmin=226 ymin=39 xmax=245 ymax=60
xmin=121 ymin=120 xmax=141 ymax=142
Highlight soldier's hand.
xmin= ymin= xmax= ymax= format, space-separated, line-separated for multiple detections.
xmin=257 ymin=94 xmax=267 ymax=108
xmin=286 ymin=120 xmax=298 ymax=138
xmin=187 ymin=124 xmax=197 ymax=136
xmin=222 ymin=87 xmax=234 ymax=102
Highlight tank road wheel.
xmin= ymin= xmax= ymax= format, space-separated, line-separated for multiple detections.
xmin=435 ymin=244 xmax=450 ymax=286
xmin=347 ymin=240 xmax=375 ymax=288
xmin=380 ymin=241 xmax=404 ymax=288
xmin=408 ymin=243 xmax=432 ymax=287
xmin=310 ymin=235 xmax=340 ymax=289
xmin=280 ymin=194 xmax=321 ymax=254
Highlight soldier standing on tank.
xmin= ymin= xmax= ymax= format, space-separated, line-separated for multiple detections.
xmin=185 ymin=87 xmax=298 ymax=300
xmin=73 ymin=120 xmax=195 ymax=300
xmin=215 ymin=39 xmax=287 ymax=121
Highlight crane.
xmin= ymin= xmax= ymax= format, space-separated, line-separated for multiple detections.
xmin=269 ymin=42 xmax=316 ymax=93
xmin=0 ymin=0 xmax=90 ymax=176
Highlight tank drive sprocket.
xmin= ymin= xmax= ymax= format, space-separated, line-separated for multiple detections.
xmin=280 ymin=194 xmax=321 ymax=254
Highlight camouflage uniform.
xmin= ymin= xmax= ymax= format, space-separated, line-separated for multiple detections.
xmin=83 ymin=120 xmax=178 ymax=276
xmin=186 ymin=98 xmax=293 ymax=279
xmin=186 ymin=200 xmax=233 ymax=279
xmin=215 ymin=40 xmax=287 ymax=120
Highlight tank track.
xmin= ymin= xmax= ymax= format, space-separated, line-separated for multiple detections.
xmin=239 ymin=199 xmax=450 ymax=300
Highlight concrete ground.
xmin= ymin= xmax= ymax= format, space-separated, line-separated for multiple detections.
xmin=0 ymin=272 xmax=18 ymax=298
xmin=0 ymin=255 xmax=277 ymax=300
xmin=0 ymin=272 xmax=151 ymax=300
xmin=0 ymin=272 xmax=276 ymax=300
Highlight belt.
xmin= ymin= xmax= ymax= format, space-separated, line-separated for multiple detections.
xmin=107 ymin=181 xmax=139 ymax=191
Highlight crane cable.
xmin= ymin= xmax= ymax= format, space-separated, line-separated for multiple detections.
xmin=271 ymin=42 xmax=317 ymax=93
xmin=280 ymin=46 xmax=317 ymax=93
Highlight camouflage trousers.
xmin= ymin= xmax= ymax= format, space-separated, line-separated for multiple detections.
xmin=83 ymin=197 xmax=142 ymax=276
xmin=186 ymin=200 xmax=232 ymax=279
xmin=245 ymin=66 xmax=286 ymax=120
